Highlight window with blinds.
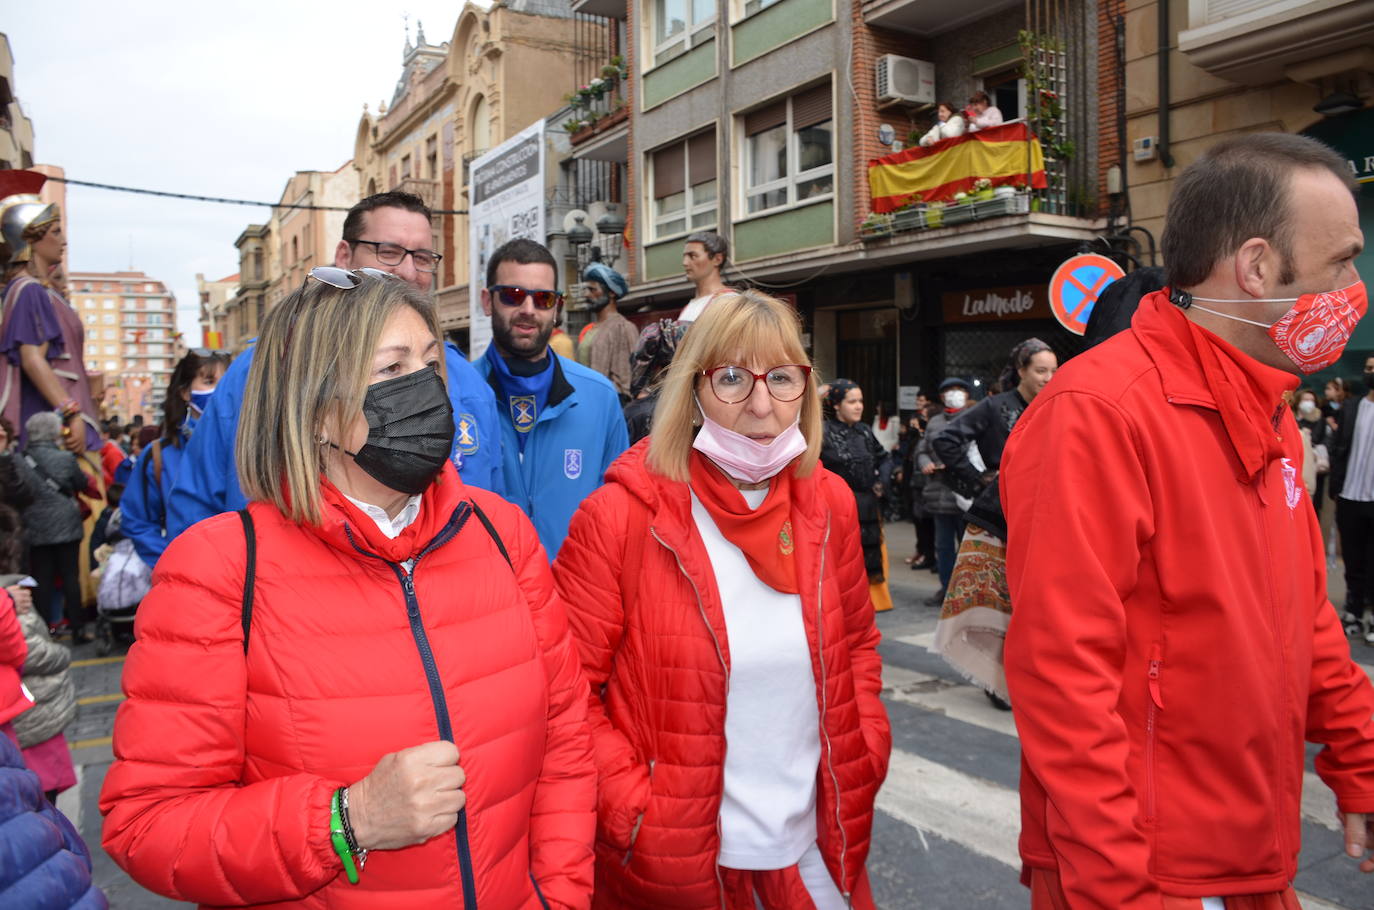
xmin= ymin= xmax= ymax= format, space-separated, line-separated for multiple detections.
xmin=651 ymin=127 xmax=719 ymax=241
xmin=742 ymin=80 xmax=834 ymax=216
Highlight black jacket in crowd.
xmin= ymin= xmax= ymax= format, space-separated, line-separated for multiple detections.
xmin=819 ymin=416 xmax=885 ymax=581
xmin=1330 ymin=393 xmax=1373 ymax=499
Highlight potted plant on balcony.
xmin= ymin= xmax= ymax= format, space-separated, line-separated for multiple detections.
xmin=943 ymin=194 xmax=975 ymax=225
xmin=859 ymin=212 xmax=893 ymax=238
xmin=923 ymin=202 xmax=945 ymax=228
xmin=971 ymin=178 xmax=994 ymax=201
xmin=890 ymin=201 xmax=922 ymax=232
xmin=564 ymin=117 xmax=585 ymax=134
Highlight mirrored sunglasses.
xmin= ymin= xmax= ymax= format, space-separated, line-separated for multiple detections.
xmin=489 ymin=284 xmax=564 ymax=310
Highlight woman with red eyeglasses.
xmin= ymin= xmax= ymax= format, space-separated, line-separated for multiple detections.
xmin=553 ymin=290 xmax=890 ymax=909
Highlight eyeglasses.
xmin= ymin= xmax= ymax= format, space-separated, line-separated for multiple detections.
xmin=488 ymin=285 xmax=565 ymax=310
xmin=350 ymin=239 xmax=442 ymax=272
xmin=702 ymin=364 xmax=812 ymax=404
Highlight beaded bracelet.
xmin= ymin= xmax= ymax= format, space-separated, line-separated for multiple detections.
xmin=329 ymin=788 xmax=360 ymax=885
xmin=339 ymin=787 xmax=366 ymax=862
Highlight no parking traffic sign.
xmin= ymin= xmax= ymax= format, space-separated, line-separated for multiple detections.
xmin=1048 ymin=253 xmax=1125 ymax=336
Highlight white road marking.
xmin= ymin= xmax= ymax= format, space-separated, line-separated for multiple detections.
xmin=876 ymin=747 xmax=1022 ymax=869
xmin=56 ymin=761 xmax=84 ymax=832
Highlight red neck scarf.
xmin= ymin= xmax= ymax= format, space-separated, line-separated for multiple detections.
xmin=689 ymin=451 xmax=798 ymax=594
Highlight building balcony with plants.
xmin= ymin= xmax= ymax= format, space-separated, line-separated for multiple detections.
xmin=564 ymin=56 xmax=628 ymax=147
xmin=858 ymin=27 xmax=1104 ymax=247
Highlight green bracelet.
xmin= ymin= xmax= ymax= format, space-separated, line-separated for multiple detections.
xmin=330 ymin=788 xmax=360 ymax=885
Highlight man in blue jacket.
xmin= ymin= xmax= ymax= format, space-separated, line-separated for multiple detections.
xmin=167 ymin=192 xmax=503 ymax=537
xmin=475 ymin=238 xmax=627 ymax=558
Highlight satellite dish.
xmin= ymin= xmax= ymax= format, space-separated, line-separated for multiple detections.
xmin=877 ymin=124 xmax=896 ymax=146
xmin=562 ymin=209 xmax=590 ymax=233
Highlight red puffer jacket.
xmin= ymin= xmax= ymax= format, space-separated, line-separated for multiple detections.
xmin=100 ymin=463 xmax=595 ymax=909
xmin=0 ymin=588 xmax=31 ymax=726
xmin=553 ymin=441 xmax=890 ymax=909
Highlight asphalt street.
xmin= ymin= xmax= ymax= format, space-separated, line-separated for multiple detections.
xmin=57 ymin=521 xmax=1374 ymax=909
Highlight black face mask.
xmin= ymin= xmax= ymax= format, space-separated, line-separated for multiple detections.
xmin=1364 ymin=371 xmax=1374 ymax=392
xmin=335 ymin=367 xmax=454 ymax=495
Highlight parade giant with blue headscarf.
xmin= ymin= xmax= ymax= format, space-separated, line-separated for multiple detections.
xmin=582 ymin=261 xmax=628 ymax=309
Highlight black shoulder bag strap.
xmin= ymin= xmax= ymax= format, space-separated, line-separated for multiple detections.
xmin=470 ymin=499 xmax=512 ymax=569
xmin=238 ymin=509 xmax=256 ymax=655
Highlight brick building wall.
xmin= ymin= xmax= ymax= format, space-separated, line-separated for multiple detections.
xmin=849 ymin=7 xmax=934 ymax=228
xmin=1097 ymin=0 xmax=1125 ymax=218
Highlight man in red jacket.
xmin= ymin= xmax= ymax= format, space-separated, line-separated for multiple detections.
xmin=1002 ymin=131 xmax=1374 ymax=909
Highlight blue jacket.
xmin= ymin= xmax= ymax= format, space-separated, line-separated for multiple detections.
xmin=120 ymin=437 xmax=185 ymax=569
xmin=476 ymin=352 xmax=628 ymax=559
xmin=0 ymin=732 xmax=107 ymax=909
xmin=167 ymin=341 xmax=503 ymax=537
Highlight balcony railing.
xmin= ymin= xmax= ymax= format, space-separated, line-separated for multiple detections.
xmin=462 ymin=150 xmax=488 ymax=187
xmin=396 ymin=177 xmax=439 ymax=209
xmin=566 ymin=71 xmax=628 ymax=147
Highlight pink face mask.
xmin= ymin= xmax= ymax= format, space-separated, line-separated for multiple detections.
xmin=1176 ymin=280 xmax=1367 ymax=374
xmin=692 ymin=403 xmax=807 ymax=485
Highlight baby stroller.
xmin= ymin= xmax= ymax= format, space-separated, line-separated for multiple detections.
xmin=94 ymin=515 xmax=151 ymax=656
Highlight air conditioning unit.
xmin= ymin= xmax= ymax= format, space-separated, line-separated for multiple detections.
xmin=876 ymin=55 xmax=935 ymax=106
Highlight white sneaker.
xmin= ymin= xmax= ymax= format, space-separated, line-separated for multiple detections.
xmin=1363 ymin=616 xmax=1374 ymax=646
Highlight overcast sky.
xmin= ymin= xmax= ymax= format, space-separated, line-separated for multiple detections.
xmin=6 ymin=1 xmax=478 ymax=339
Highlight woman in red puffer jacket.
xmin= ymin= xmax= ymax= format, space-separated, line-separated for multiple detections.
xmin=554 ymin=291 xmax=891 ymax=910
xmin=100 ymin=270 xmax=595 ymax=910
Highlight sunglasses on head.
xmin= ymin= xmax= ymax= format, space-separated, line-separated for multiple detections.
xmin=488 ymin=284 xmax=564 ymax=310
xmin=189 ymin=347 xmax=230 ymax=358
xmin=307 ymin=266 xmax=398 ymax=291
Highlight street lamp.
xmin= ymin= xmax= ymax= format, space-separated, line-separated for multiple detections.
xmin=594 ymin=212 xmax=626 ymax=269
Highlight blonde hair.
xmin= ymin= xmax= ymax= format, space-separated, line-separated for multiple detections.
xmin=647 ymin=289 xmax=821 ymax=482
xmin=237 ymin=274 xmax=443 ymax=525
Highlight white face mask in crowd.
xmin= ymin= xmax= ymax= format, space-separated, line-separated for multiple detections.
xmin=1298 ymin=400 xmax=1319 ymax=418
xmin=943 ymin=389 xmax=968 ymax=409
xmin=691 ymin=404 xmax=807 ymax=485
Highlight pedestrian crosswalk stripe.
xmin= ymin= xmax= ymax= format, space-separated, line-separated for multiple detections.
xmin=878 ymin=747 xmax=1349 ymax=910
xmin=882 ymin=664 xmax=1018 ymax=739
xmin=883 ymin=640 xmax=1345 ymax=832
xmin=876 ymin=747 xmax=1021 ymax=869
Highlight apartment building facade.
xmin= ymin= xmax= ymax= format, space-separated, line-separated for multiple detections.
xmin=567 ymin=0 xmax=1124 ymax=406
xmin=353 ymin=5 xmax=582 ymax=334
xmin=220 ymin=223 xmax=275 ymax=352
xmin=1126 ymin=0 xmax=1374 ymax=382
xmin=0 ymin=34 xmax=34 ymax=172
xmin=69 ymin=271 xmax=178 ymax=423
xmin=196 ymin=271 xmax=239 ymax=349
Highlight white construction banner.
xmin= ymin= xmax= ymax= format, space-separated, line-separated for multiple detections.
xmin=468 ymin=119 xmax=546 ymax=358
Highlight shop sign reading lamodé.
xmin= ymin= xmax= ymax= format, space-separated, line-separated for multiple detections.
xmin=941 ymin=284 xmax=1051 ymax=323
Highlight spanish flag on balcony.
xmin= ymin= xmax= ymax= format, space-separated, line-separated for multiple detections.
xmin=868 ymin=122 xmax=1048 ymax=213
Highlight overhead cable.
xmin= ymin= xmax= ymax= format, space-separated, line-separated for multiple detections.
xmin=47 ymin=176 xmax=469 ymax=215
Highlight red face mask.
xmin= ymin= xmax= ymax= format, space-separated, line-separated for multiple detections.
xmin=1175 ymin=280 xmax=1367 ymax=374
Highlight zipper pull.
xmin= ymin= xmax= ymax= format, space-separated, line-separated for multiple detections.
xmin=1148 ymin=644 xmax=1164 ymax=709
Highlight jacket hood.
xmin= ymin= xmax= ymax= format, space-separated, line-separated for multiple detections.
xmin=307 ymin=460 xmax=470 ymax=564
xmin=1134 ymin=290 xmax=1298 ymax=482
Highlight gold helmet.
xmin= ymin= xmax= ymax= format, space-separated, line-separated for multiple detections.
xmin=0 ymin=170 xmax=60 ymax=265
